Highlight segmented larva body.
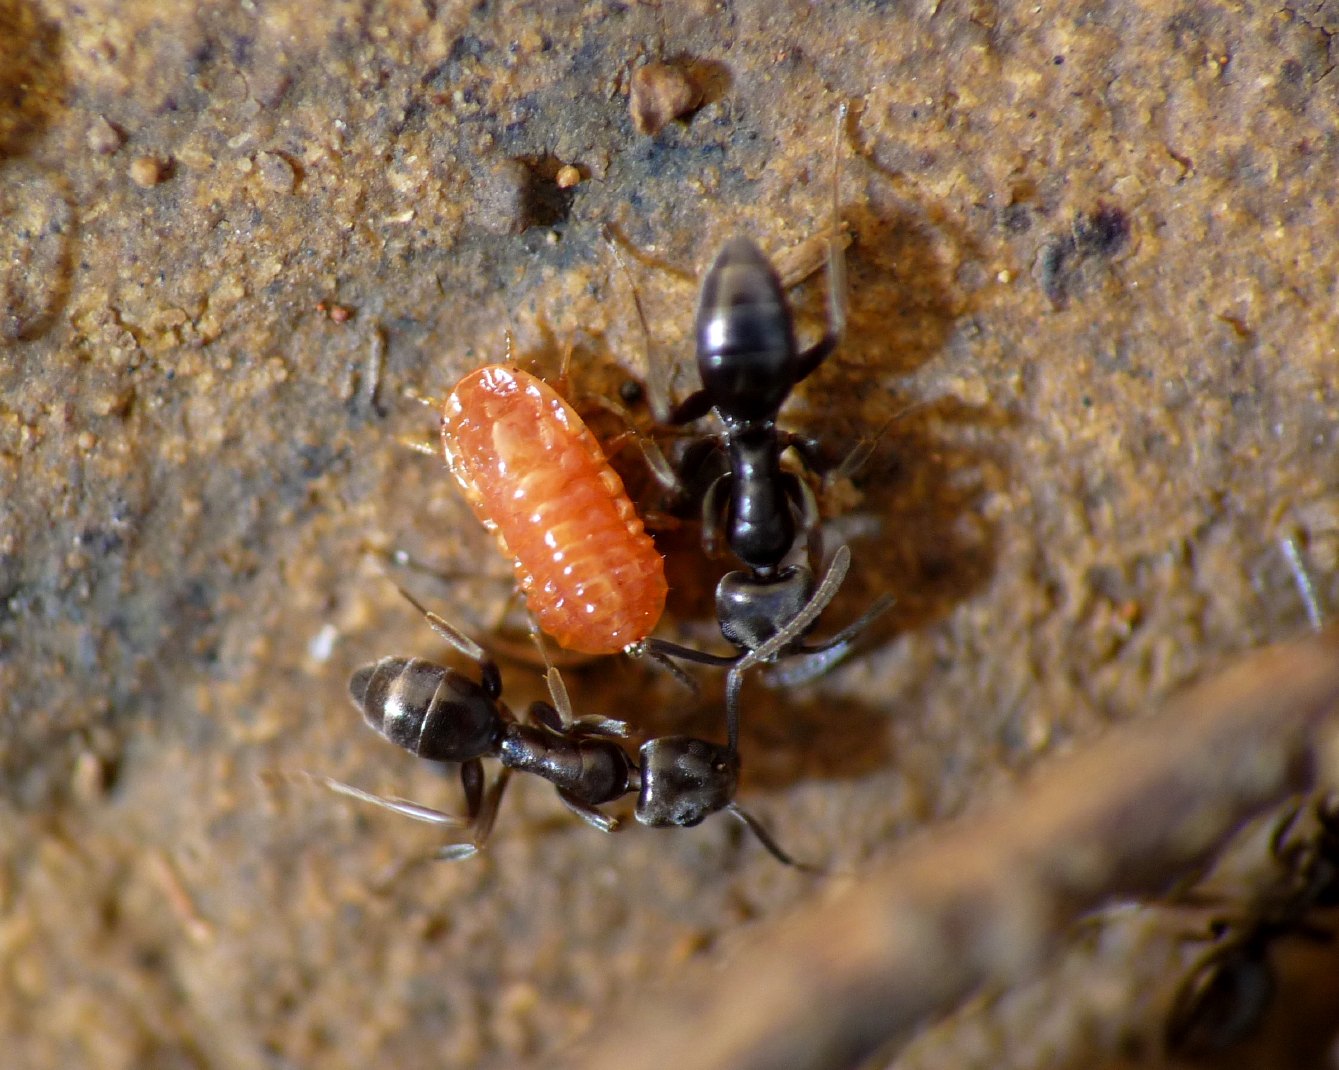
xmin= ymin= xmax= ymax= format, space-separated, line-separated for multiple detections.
xmin=440 ymin=365 xmax=667 ymax=655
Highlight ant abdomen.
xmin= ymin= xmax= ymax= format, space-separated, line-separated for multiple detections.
xmin=695 ymin=237 xmax=798 ymax=423
xmin=349 ymin=655 xmax=501 ymax=762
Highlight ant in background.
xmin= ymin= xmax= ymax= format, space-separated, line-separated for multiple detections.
xmin=1164 ymin=793 xmax=1339 ymax=1054
xmin=317 ymin=588 xmax=810 ymax=868
xmin=610 ymin=102 xmax=891 ymax=747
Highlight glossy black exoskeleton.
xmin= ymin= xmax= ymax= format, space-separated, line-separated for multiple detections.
xmin=628 ymin=105 xmax=890 ymax=747
xmin=669 ymin=225 xmax=843 ymax=575
xmin=1165 ymin=794 xmax=1339 ymax=1054
xmin=322 ymin=590 xmax=806 ymax=867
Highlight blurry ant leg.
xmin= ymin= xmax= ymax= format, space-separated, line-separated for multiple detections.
xmin=557 ymin=789 xmax=621 ymax=833
xmin=440 ymin=767 xmax=514 ymax=861
xmin=767 ymin=592 xmax=895 ymax=687
xmin=316 ymin=774 xmax=472 ymax=828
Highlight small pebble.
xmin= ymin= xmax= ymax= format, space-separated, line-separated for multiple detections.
xmin=630 ymin=62 xmax=702 ymax=136
xmin=475 ymin=158 xmax=531 ymax=234
xmin=129 ymin=155 xmax=168 ymax=188
xmin=256 ymin=151 xmax=296 ymax=193
xmin=87 ymin=116 xmax=123 ymax=155
xmin=555 ymin=164 xmax=581 ymax=189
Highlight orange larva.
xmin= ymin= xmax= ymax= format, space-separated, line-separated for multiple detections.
xmin=440 ymin=364 xmax=668 ymax=655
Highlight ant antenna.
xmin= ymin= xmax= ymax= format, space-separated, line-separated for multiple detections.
xmin=602 ymin=223 xmax=673 ymax=422
xmin=826 ymin=100 xmax=849 ymax=346
xmin=735 ymin=544 xmax=853 ymax=673
xmin=393 ymin=583 xmax=491 ymax=666
xmin=725 ymin=804 xmax=821 ymax=873
xmin=723 ymin=544 xmax=857 ymax=751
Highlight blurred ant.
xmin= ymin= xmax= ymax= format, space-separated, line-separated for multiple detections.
xmin=1164 ymin=793 xmax=1339 ymax=1054
xmin=610 ymin=103 xmax=891 ymax=746
xmin=319 ymin=588 xmax=810 ymax=868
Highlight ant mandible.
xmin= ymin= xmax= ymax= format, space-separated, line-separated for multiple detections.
xmin=319 ymin=588 xmax=809 ymax=867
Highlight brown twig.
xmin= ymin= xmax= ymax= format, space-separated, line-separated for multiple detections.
xmin=551 ymin=628 xmax=1339 ymax=1070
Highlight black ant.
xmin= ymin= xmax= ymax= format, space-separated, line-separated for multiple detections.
xmin=318 ymin=589 xmax=809 ymax=868
xmin=611 ymin=103 xmax=891 ymax=747
xmin=1164 ymin=793 xmax=1339 ymax=1054
xmin=662 ymin=104 xmax=847 ymax=580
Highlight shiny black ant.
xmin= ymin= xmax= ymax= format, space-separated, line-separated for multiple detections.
xmin=612 ymin=103 xmax=891 ymax=747
xmin=662 ymin=105 xmax=848 ymax=579
xmin=1164 ymin=793 xmax=1339 ymax=1054
xmin=318 ymin=589 xmax=808 ymax=867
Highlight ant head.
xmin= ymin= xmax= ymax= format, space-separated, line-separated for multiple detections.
xmin=716 ymin=566 xmax=815 ymax=651
xmin=349 ymin=655 xmax=502 ymax=763
xmin=694 ymin=237 xmax=800 ymax=426
xmin=636 ymin=737 xmax=740 ymax=828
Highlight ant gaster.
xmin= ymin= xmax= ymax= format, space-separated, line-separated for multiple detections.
xmin=320 ymin=589 xmax=808 ymax=867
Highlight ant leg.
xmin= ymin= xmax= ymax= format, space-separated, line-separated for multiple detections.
xmin=779 ymin=431 xmax=828 ymax=474
xmin=440 ymin=766 xmax=514 ymax=861
xmin=724 ymin=803 xmax=821 ymax=872
xmin=668 ymin=388 xmax=714 ymax=425
xmin=701 ymin=472 xmax=731 ymax=557
xmin=556 ymin=789 xmax=621 ymax=833
xmin=1268 ymin=798 xmax=1306 ymax=863
xmin=1164 ymin=940 xmax=1276 ymax=1054
xmin=527 ymin=616 xmax=632 ymax=734
xmin=580 ymin=393 xmax=683 ymax=494
xmin=525 ymin=618 xmax=569 ymax=729
xmin=736 ymin=544 xmax=853 ymax=672
xmin=528 ymin=697 xmax=629 ymax=739
xmin=781 ymin=470 xmax=824 ymax=564
xmin=767 ymin=592 xmax=895 ymax=687
xmin=801 ymin=592 xmax=896 ymax=655
xmin=315 ymin=774 xmax=472 ymax=828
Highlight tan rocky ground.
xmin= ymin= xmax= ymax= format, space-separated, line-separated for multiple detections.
xmin=3 ymin=1 xmax=1339 ymax=1067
